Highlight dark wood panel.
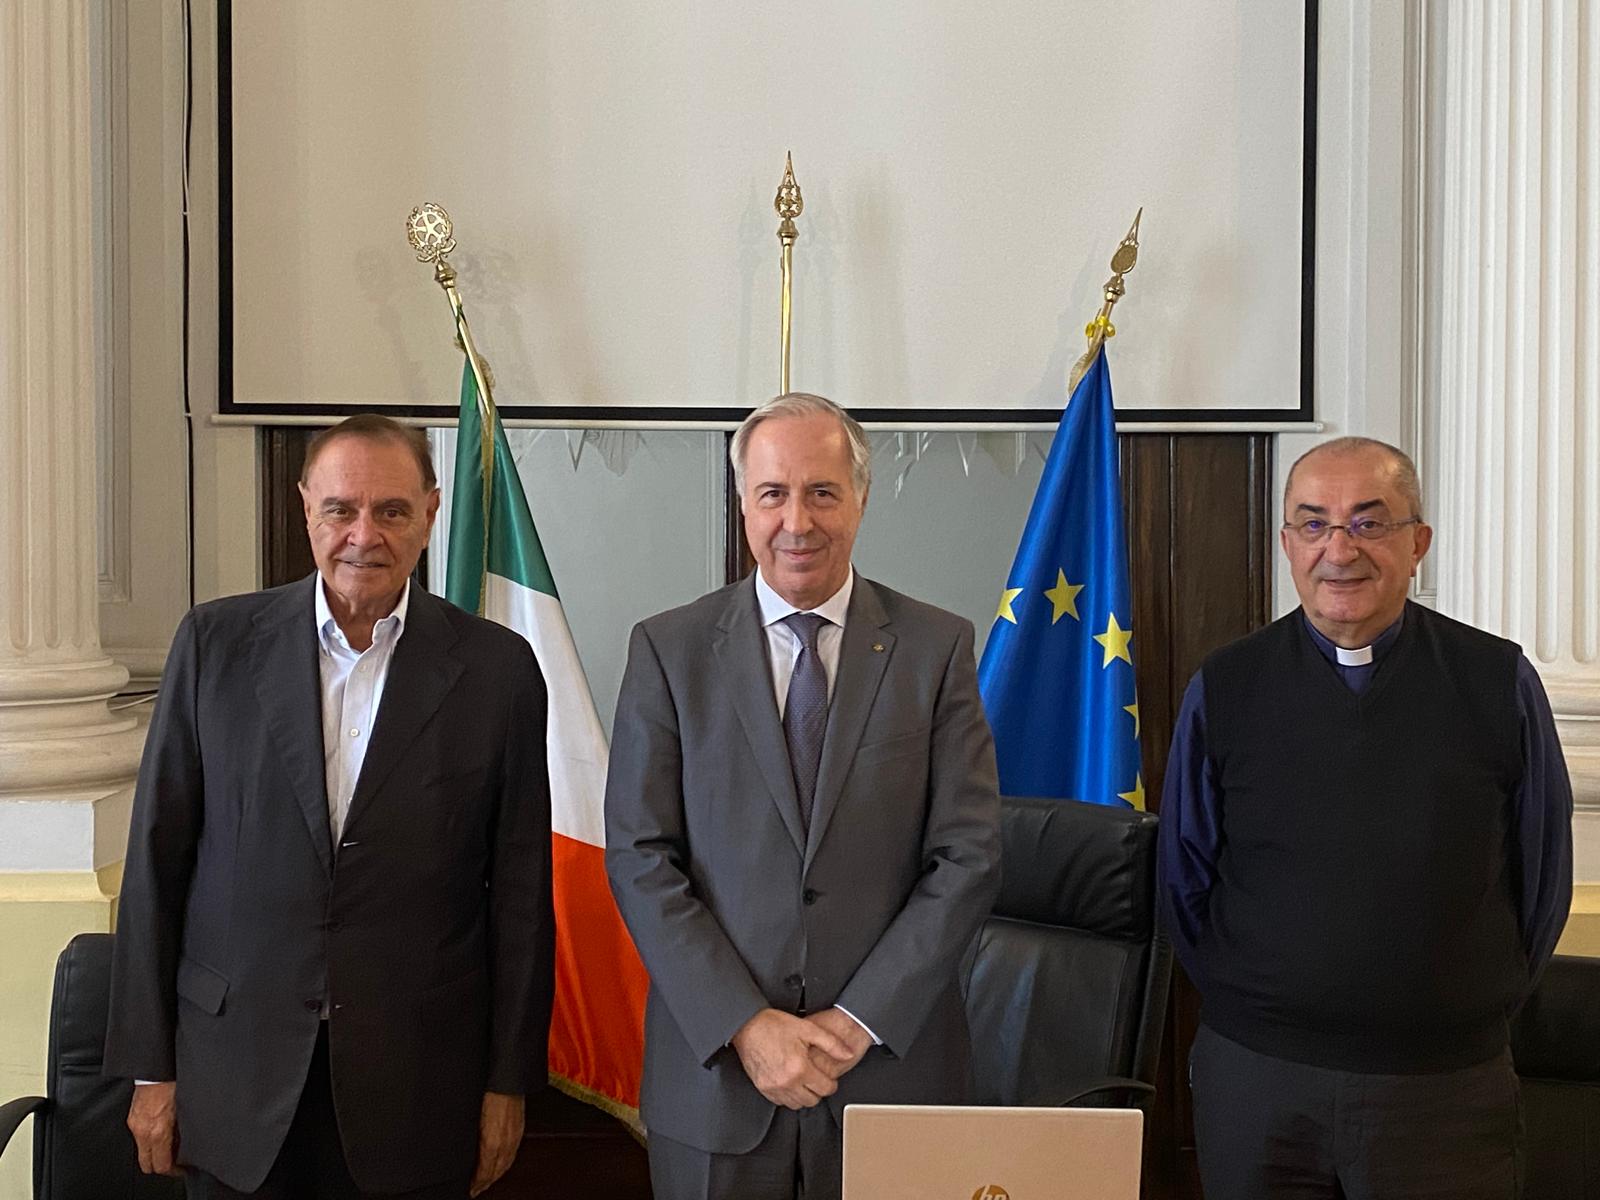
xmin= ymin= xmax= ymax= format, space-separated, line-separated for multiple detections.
xmin=262 ymin=426 xmax=323 ymax=588
xmin=1131 ymin=434 xmax=1273 ymax=1200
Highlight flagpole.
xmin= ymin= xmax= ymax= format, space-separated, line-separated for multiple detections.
xmin=774 ymin=153 xmax=804 ymax=394
xmin=406 ymin=202 xmax=495 ymax=603
xmin=1068 ymin=209 xmax=1144 ymax=394
xmin=406 ymin=203 xmax=498 ymax=419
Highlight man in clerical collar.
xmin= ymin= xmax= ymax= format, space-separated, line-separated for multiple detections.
xmin=1159 ymin=436 xmax=1573 ymax=1200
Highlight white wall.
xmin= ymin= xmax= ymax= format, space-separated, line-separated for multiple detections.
xmin=1274 ymin=0 xmax=1421 ymax=617
xmin=107 ymin=0 xmax=1422 ymax=679
xmin=100 ymin=0 xmax=260 ymax=694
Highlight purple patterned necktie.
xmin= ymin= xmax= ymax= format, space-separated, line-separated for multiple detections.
xmin=781 ymin=613 xmax=830 ymax=830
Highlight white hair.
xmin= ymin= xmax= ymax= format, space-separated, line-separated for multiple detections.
xmin=730 ymin=392 xmax=872 ymax=498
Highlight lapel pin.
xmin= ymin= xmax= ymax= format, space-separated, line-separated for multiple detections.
xmin=872 ymin=643 xmax=885 ymax=653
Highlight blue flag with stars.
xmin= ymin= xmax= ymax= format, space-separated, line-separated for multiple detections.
xmin=978 ymin=346 xmax=1143 ymax=808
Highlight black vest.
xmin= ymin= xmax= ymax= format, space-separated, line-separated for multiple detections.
xmin=1199 ymin=601 xmax=1526 ymax=1072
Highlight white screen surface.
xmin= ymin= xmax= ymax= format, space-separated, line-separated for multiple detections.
xmin=226 ymin=1 xmax=1311 ymax=421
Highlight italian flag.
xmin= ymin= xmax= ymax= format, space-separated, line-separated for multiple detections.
xmin=444 ymin=353 xmax=647 ymax=1130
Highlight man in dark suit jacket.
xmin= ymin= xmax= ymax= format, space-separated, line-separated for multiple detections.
xmin=106 ymin=415 xmax=555 ymax=1199
xmin=605 ymin=393 xmax=1002 ymax=1200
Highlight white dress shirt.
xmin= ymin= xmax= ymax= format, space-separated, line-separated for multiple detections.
xmin=751 ymin=567 xmax=881 ymax=1046
xmin=753 ymin=568 xmax=852 ymax=714
xmin=316 ymin=577 xmax=409 ymax=845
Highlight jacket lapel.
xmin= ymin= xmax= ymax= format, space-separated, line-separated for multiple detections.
xmin=713 ymin=577 xmax=807 ymax=856
xmin=343 ymin=585 xmax=464 ymax=836
xmin=806 ymin=578 xmax=894 ymax=868
xmin=250 ymin=575 xmax=334 ymax=875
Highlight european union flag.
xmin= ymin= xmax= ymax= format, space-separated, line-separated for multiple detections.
xmin=978 ymin=347 xmax=1143 ymax=808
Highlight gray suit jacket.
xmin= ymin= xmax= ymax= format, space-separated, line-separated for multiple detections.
xmin=605 ymin=574 xmax=1001 ymax=1153
xmin=105 ymin=576 xmax=555 ymax=1193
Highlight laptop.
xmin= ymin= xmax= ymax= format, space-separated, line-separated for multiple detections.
xmin=842 ymin=1104 xmax=1143 ymax=1200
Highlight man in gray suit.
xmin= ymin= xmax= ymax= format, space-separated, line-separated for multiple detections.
xmin=605 ymin=393 xmax=1002 ymax=1200
xmin=106 ymin=415 xmax=554 ymax=1198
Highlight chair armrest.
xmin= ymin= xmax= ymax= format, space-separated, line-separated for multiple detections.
xmin=0 ymin=1096 xmax=47 ymax=1158
xmin=1057 ymin=1076 xmax=1156 ymax=1106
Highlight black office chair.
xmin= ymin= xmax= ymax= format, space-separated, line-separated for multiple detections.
xmin=1511 ymin=952 xmax=1600 ymax=1198
xmin=0 ymin=932 xmax=183 ymax=1198
xmin=964 ymin=795 xmax=1171 ymax=1109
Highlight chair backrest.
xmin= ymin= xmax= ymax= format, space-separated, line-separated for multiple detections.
xmin=1511 ymin=953 xmax=1600 ymax=1199
xmin=964 ymin=796 xmax=1171 ymax=1108
xmin=34 ymin=932 xmax=183 ymax=1199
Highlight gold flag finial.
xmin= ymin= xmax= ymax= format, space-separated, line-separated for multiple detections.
xmin=405 ymin=202 xmax=494 ymax=391
xmin=775 ymin=153 xmax=804 ymax=392
xmin=1068 ymin=208 xmax=1143 ymax=393
xmin=407 ymin=204 xmax=499 ymax=597
xmin=776 ymin=151 xmax=804 ymax=230
xmin=406 ymin=202 xmax=457 ymax=265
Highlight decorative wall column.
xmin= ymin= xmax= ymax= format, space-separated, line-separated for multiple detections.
xmin=1426 ymin=2 xmax=1600 ymax=886
xmin=0 ymin=3 xmax=144 ymax=1193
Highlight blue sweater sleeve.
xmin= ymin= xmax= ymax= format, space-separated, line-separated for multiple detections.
xmin=1157 ymin=671 xmax=1222 ymax=990
xmin=1513 ymin=655 xmax=1574 ymax=982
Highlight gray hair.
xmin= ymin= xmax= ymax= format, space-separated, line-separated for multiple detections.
xmin=303 ymin=413 xmax=436 ymax=491
xmin=1285 ymin=436 xmax=1423 ymax=520
xmin=730 ymin=393 xmax=873 ymax=499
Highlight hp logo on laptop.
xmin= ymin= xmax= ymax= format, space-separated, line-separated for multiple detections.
xmin=972 ymin=1187 xmax=1010 ymax=1200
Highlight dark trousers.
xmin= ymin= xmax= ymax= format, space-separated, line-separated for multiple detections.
xmin=184 ymin=1026 xmax=469 ymax=1200
xmin=1190 ymin=1024 xmax=1522 ymax=1200
xmin=648 ymin=1104 xmax=842 ymax=1200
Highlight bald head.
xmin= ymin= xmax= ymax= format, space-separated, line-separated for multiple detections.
xmin=1284 ymin=437 xmax=1422 ymax=522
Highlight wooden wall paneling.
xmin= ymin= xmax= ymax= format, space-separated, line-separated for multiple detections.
xmin=1143 ymin=433 xmax=1273 ymax=1200
xmin=1121 ymin=434 xmax=1177 ymax=1200
xmin=262 ymin=426 xmax=323 ymax=588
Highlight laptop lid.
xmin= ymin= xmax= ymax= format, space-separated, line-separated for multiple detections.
xmin=842 ymin=1104 xmax=1143 ymax=1200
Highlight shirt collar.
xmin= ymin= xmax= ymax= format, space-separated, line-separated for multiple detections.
xmin=315 ymin=576 xmax=411 ymax=654
xmin=1301 ymin=607 xmax=1404 ymax=668
xmin=754 ymin=566 xmax=854 ymax=630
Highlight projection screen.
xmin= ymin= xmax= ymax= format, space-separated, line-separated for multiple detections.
xmin=221 ymin=1 xmax=1315 ymax=424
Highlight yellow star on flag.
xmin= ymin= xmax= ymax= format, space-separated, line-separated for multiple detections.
xmin=1123 ymin=702 xmax=1140 ymax=738
xmin=995 ymin=587 xmax=1024 ymax=625
xmin=1093 ymin=613 xmax=1134 ymax=667
xmin=1118 ymin=773 xmax=1146 ymax=810
xmin=1043 ymin=569 xmax=1084 ymax=624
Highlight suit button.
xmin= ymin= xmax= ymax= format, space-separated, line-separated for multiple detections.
xmin=303 ymin=998 xmax=321 ymax=1012
xmin=802 ymin=889 xmax=819 ymax=905
xmin=785 ymin=973 xmax=803 ymax=989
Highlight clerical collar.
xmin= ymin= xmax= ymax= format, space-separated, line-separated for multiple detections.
xmin=1302 ymin=609 xmax=1405 ymax=669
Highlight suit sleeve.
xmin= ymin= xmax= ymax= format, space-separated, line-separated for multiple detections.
xmin=104 ymin=612 xmax=206 ymax=1081
xmin=833 ymin=620 xmax=1002 ymax=1057
xmin=485 ymin=639 xmax=556 ymax=1095
xmin=604 ymin=623 xmax=770 ymax=1065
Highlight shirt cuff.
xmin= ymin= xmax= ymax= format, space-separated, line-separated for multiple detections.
xmin=134 ymin=1079 xmax=170 ymax=1086
xmin=834 ymin=1004 xmax=883 ymax=1046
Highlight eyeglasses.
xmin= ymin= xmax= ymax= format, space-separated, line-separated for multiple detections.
xmin=1282 ymin=516 xmax=1422 ymax=544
